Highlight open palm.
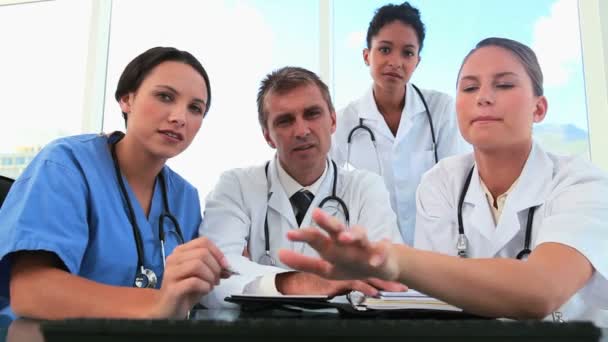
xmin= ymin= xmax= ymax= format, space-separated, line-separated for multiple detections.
xmin=279 ymin=209 xmax=399 ymax=282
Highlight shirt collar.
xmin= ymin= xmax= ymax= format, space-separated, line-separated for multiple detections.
xmin=275 ymin=157 xmax=328 ymax=198
xmin=358 ymin=83 xmax=427 ymax=121
xmin=479 ymin=176 xmax=519 ymax=224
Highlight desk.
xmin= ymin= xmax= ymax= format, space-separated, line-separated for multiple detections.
xmin=1 ymin=310 xmax=606 ymax=342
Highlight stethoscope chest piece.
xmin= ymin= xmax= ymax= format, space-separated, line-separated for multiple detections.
xmin=134 ymin=267 xmax=158 ymax=288
xmin=258 ymin=251 xmax=276 ymax=266
xmin=456 ymin=233 xmax=468 ymax=258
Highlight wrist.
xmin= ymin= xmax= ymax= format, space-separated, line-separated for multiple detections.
xmin=136 ymin=289 xmax=163 ymax=319
xmin=385 ymin=243 xmax=405 ymax=282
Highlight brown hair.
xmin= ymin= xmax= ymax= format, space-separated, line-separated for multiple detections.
xmin=115 ymin=47 xmax=212 ymax=126
xmin=458 ymin=37 xmax=544 ymax=96
xmin=256 ymin=66 xmax=334 ymax=128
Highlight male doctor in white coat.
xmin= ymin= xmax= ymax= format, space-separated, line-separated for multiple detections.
xmin=200 ymin=66 xmax=404 ymax=308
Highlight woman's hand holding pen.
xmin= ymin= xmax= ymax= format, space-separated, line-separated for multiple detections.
xmin=279 ymin=209 xmax=401 ymax=283
xmin=151 ymin=237 xmax=231 ymax=319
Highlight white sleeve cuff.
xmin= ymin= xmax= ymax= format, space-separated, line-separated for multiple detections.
xmin=242 ymin=274 xmax=282 ymax=295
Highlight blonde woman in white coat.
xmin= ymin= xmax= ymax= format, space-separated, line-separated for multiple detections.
xmin=280 ymin=38 xmax=608 ymax=327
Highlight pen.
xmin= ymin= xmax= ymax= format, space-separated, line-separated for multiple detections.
xmin=222 ymin=265 xmax=241 ymax=276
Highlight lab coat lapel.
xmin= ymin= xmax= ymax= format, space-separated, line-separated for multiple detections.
xmin=463 ymin=167 xmax=496 ymax=249
xmin=266 ymin=158 xmax=298 ymax=230
xmin=395 ymin=83 xmax=427 ymax=144
xmin=490 ymin=143 xmax=553 ymax=256
xmin=358 ymin=87 xmax=395 ymax=143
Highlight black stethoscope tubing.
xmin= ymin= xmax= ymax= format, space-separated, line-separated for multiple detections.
xmin=109 ymin=132 xmax=184 ymax=288
xmin=457 ymin=166 xmax=535 ymax=260
xmin=260 ymin=160 xmax=349 ymax=265
xmin=347 ymin=84 xmax=438 ymax=164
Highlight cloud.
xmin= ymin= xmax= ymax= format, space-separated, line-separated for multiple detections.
xmin=531 ymin=0 xmax=581 ymax=88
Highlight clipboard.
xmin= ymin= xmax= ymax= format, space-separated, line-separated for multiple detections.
xmin=224 ymin=294 xmax=488 ymax=319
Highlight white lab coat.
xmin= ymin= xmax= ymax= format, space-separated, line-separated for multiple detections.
xmin=199 ymin=157 xmax=403 ymax=308
xmin=331 ymin=84 xmax=470 ymax=246
xmin=415 ymin=142 xmax=608 ymax=326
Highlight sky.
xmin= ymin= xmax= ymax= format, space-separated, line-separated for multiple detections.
xmin=0 ymin=0 xmax=591 ymax=196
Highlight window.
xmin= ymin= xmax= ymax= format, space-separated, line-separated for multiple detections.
xmin=333 ymin=0 xmax=590 ymax=158
xmin=0 ymin=0 xmax=94 ymax=178
xmin=102 ymin=0 xmax=319 ymax=200
xmin=2 ymin=0 xmax=605 ymax=182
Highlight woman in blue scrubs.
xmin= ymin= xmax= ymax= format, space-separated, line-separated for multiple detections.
xmin=0 ymin=47 xmax=230 ymax=319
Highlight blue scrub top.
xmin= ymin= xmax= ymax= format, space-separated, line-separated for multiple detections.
xmin=0 ymin=133 xmax=201 ymax=303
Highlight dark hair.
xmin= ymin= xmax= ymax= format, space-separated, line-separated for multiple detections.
xmin=366 ymin=2 xmax=426 ymax=53
xmin=459 ymin=37 xmax=544 ymax=96
xmin=114 ymin=47 xmax=212 ymax=125
xmin=256 ymin=66 xmax=334 ymax=128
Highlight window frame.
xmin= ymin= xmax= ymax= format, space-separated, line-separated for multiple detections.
xmin=579 ymin=0 xmax=608 ymax=171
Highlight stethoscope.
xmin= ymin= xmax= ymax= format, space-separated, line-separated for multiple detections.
xmin=347 ymin=84 xmax=438 ymax=174
xmin=258 ymin=160 xmax=349 ymax=266
xmin=456 ymin=166 xmax=536 ymax=260
xmin=455 ymin=166 xmax=566 ymax=322
xmin=109 ymin=132 xmax=185 ymax=288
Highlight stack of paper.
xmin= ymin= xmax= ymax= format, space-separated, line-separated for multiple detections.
xmin=362 ymin=290 xmax=461 ymax=311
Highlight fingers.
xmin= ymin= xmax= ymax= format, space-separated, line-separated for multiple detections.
xmin=368 ymin=239 xmax=393 ymax=267
xmin=166 ymin=247 xmax=221 ymax=275
xmin=176 ymin=237 xmax=229 ymax=269
xmin=165 ymin=257 xmax=221 ymax=286
xmin=365 ymin=278 xmax=408 ymax=292
xmin=167 ymin=277 xmax=214 ymax=318
xmin=278 ymin=249 xmax=333 ymax=278
xmin=349 ymin=280 xmax=379 ymax=297
xmin=286 ymin=228 xmax=332 ymax=255
xmin=336 ymin=226 xmax=370 ymax=249
xmin=311 ymin=208 xmax=347 ymax=238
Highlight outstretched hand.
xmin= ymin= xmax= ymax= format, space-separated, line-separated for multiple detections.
xmin=278 ymin=209 xmax=400 ymax=283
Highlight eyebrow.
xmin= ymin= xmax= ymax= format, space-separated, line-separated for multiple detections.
xmin=304 ymin=104 xmax=324 ymax=112
xmin=272 ymin=112 xmax=294 ymax=124
xmin=271 ymin=104 xmax=324 ymax=123
xmin=377 ymin=40 xmax=417 ymax=49
xmin=155 ymin=85 xmax=207 ymax=106
xmin=459 ymin=72 xmax=519 ymax=82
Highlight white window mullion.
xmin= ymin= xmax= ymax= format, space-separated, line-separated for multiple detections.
xmin=579 ymin=0 xmax=608 ymax=171
xmin=319 ymin=0 xmax=333 ymax=92
xmin=81 ymin=0 xmax=112 ymax=134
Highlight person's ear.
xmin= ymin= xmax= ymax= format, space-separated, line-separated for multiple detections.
xmin=263 ymin=128 xmax=276 ymax=149
xmin=119 ymin=93 xmax=133 ymax=114
xmin=329 ymin=111 xmax=337 ymax=134
xmin=532 ymin=96 xmax=548 ymax=123
xmin=363 ymin=48 xmax=370 ymax=66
